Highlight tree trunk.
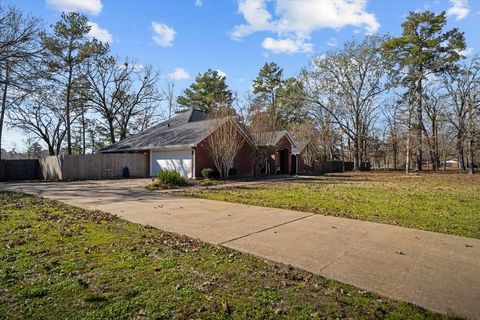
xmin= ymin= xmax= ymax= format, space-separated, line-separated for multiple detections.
xmin=353 ymin=137 xmax=360 ymax=171
xmin=429 ymin=149 xmax=436 ymax=171
xmin=443 ymin=148 xmax=447 ymax=171
xmin=120 ymin=127 xmax=127 ymax=141
xmin=81 ymin=106 xmax=86 ymax=154
xmin=468 ymin=138 xmax=475 ymax=174
xmin=433 ymin=122 xmax=440 ymax=170
xmin=406 ymin=95 xmax=413 ymax=174
xmin=468 ymin=104 xmax=475 ymax=174
xmin=66 ymin=63 xmax=73 ymax=155
xmin=393 ymin=139 xmax=398 ymax=171
xmin=457 ymin=132 xmax=465 ymax=171
xmin=353 ymin=120 xmax=361 ymax=171
xmin=48 ymin=145 xmax=55 ymax=156
xmin=0 ymin=62 xmax=9 ymax=162
xmin=108 ymin=119 xmax=116 ymax=144
xmin=416 ymin=79 xmax=423 ymax=171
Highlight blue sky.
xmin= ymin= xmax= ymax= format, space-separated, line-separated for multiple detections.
xmin=2 ymin=0 xmax=479 ymax=151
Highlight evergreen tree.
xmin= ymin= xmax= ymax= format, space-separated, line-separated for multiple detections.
xmin=41 ymin=12 xmax=107 ymax=154
xmin=177 ymin=69 xmax=233 ymax=112
xmin=382 ymin=11 xmax=465 ymax=171
xmin=251 ymin=62 xmax=307 ymax=128
xmin=252 ymin=62 xmax=283 ymax=119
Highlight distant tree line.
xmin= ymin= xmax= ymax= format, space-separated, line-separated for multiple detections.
xmin=1 ymin=6 xmax=479 ymax=173
xmin=174 ymin=10 xmax=479 ymax=174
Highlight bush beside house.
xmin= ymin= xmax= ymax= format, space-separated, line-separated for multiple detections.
xmin=147 ymin=170 xmax=191 ymax=190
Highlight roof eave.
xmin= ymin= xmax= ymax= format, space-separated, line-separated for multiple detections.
xmin=100 ymin=144 xmax=194 ymax=153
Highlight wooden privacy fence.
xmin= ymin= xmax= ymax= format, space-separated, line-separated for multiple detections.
xmin=39 ymin=153 xmax=149 ymax=181
xmin=301 ymin=160 xmax=370 ymax=174
xmin=0 ymin=159 xmax=41 ymax=181
xmin=313 ymin=160 xmax=353 ymax=173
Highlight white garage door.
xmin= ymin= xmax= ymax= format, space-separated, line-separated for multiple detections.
xmin=150 ymin=149 xmax=192 ymax=178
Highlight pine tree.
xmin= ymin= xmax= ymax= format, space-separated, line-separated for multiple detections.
xmin=382 ymin=11 xmax=465 ymax=171
xmin=177 ymin=69 xmax=233 ymax=112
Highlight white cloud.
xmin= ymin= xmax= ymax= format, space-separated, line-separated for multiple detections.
xmin=194 ymin=0 xmax=202 ymax=6
xmin=231 ymin=0 xmax=380 ymax=54
xmin=275 ymin=0 xmax=379 ymax=35
xmin=216 ymin=69 xmax=227 ymax=78
xmin=231 ymin=0 xmax=272 ymax=40
xmin=46 ymin=0 xmax=102 ymax=15
xmin=459 ymin=47 xmax=475 ymax=57
xmin=151 ymin=21 xmax=176 ymax=47
xmin=447 ymin=0 xmax=469 ymax=20
xmin=87 ymin=22 xmax=113 ymax=43
xmin=327 ymin=38 xmax=337 ymax=47
xmin=262 ymin=37 xmax=313 ymax=54
xmin=168 ymin=68 xmax=190 ymax=81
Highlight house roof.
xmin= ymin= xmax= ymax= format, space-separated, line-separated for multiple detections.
xmin=292 ymin=140 xmax=307 ymax=155
xmin=100 ymin=109 xmax=253 ymax=153
xmin=253 ymin=130 xmax=297 ymax=148
xmin=101 ymin=109 xmax=214 ymax=152
xmin=292 ymin=140 xmax=318 ymax=156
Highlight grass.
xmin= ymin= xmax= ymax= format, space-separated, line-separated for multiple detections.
xmin=0 ymin=192 xmax=450 ymax=319
xmin=182 ymin=172 xmax=480 ymax=239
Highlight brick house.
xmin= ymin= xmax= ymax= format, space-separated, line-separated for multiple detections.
xmin=101 ymin=109 xmax=303 ymax=178
xmin=254 ymin=131 xmax=296 ymax=175
xmin=101 ymin=109 xmax=254 ymax=178
xmin=292 ymin=140 xmax=317 ymax=174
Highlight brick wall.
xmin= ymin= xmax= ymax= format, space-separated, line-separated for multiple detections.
xmin=298 ymin=155 xmax=305 ymax=173
xmin=267 ymin=135 xmax=292 ymax=175
xmin=194 ymin=139 xmax=253 ymax=178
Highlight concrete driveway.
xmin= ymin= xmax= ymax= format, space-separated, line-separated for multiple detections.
xmin=1 ymin=179 xmax=479 ymax=319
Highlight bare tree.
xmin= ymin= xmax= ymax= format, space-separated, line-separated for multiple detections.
xmin=291 ymin=121 xmax=319 ymax=171
xmin=0 ymin=6 xmax=42 ymax=161
xmin=249 ymin=114 xmax=279 ymax=177
xmin=465 ymin=58 xmax=480 ymax=174
xmin=41 ymin=12 xmax=106 ymax=154
xmin=303 ymin=36 xmax=389 ymax=170
xmin=163 ymin=79 xmax=176 ymax=119
xmin=423 ymin=83 xmax=446 ymax=171
xmin=443 ymin=57 xmax=480 ymax=172
xmin=84 ymin=55 xmax=162 ymax=144
xmin=205 ymin=108 xmax=246 ymax=179
xmin=383 ymin=98 xmax=403 ymax=170
xmin=242 ymin=93 xmax=279 ymax=176
xmin=116 ymin=65 xmax=162 ymax=140
xmin=314 ymin=110 xmax=340 ymax=161
xmin=9 ymin=85 xmax=69 ymax=155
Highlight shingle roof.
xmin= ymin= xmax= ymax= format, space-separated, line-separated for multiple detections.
xmin=253 ymin=130 xmax=297 ymax=148
xmin=100 ymin=109 xmax=216 ymax=152
xmin=292 ymin=140 xmax=307 ymax=155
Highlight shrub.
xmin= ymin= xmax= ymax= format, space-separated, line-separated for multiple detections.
xmin=154 ymin=170 xmax=189 ymax=189
xmin=201 ymin=168 xmax=219 ymax=179
xmin=199 ymin=178 xmax=215 ymax=187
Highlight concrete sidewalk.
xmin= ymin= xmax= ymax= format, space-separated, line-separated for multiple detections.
xmin=2 ymin=180 xmax=479 ymax=319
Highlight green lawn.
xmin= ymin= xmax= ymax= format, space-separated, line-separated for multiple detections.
xmin=0 ymin=192 xmax=449 ymax=319
xmin=182 ymin=172 xmax=480 ymax=239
